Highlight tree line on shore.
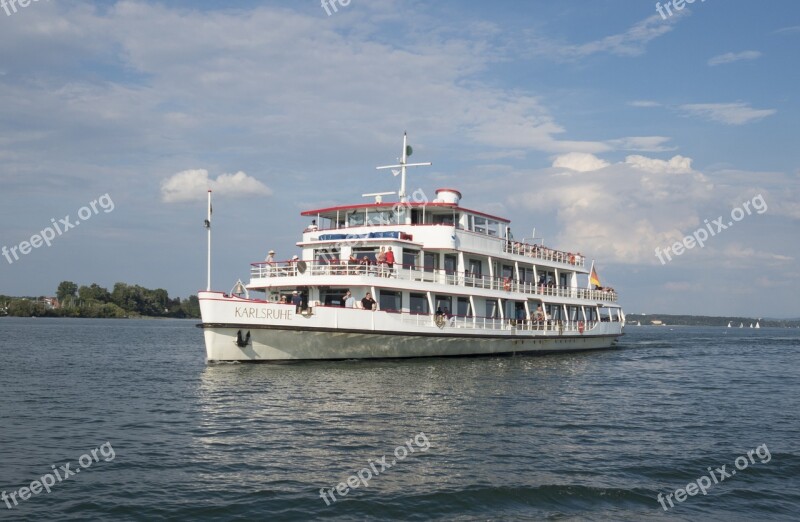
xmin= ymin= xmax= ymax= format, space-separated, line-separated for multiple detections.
xmin=0 ymin=281 xmax=199 ymax=319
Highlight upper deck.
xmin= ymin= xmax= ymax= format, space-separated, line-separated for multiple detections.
xmin=299 ymin=189 xmax=586 ymax=270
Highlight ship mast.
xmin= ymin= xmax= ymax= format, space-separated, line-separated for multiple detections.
xmin=376 ymin=132 xmax=432 ymax=203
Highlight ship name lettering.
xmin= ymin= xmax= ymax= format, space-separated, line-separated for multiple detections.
xmin=234 ymin=307 xmax=291 ymax=320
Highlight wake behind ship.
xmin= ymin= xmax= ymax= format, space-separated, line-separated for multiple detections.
xmin=199 ymin=134 xmax=624 ymax=361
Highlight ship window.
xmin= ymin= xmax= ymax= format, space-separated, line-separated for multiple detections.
xmin=457 ymin=297 xmax=472 ymax=317
xmin=567 ymin=306 xmax=579 ymax=321
xmin=314 ymin=248 xmax=340 ymax=265
xmin=486 ymin=220 xmax=499 ymax=237
xmin=485 ymin=299 xmax=499 ymax=319
xmin=368 ymin=210 xmax=397 ymax=226
xmin=410 ymin=293 xmax=428 ymax=315
xmin=348 ymin=211 xmax=365 ymax=227
xmin=466 ymin=259 xmax=482 ymax=287
xmin=435 ymin=295 xmax=452 ymax=314
xmin=468 ymin=259 xmax=481 ymax=276
xmin=423 ymin=252 xmax=438 ymax=272
xmin=432 ymin=213 xmax=454 ymax=225
xmin=502 ymin=265 xmax=513 ymax=280
xmin=320 ymin=288 xmax=348 ymax=307
xmin=379 ymin=290 xmax=402 ymax=312
xmin=474 ymin=216 xmax=487 ymax=234
xmin=352 ymin=247 xmax=378 ymax=263
xmin=444 ymin=255 xmax=457 ymax=274
xmin=546 ymin=304 xmax=562 ymax=321
xmin=513 ymin=302 xmax=526 ymax=321
xmin=403 ymin=249 xmax=419 ymax=269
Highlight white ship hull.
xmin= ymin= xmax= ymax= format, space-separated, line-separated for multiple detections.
xmin=200 ymin=292 xmax=623 ymax=362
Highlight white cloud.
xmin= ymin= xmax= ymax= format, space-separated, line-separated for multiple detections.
xmin=161 ymin=169 xmax=272 ymax=203
xmin=507 ymin=154 xmax=715 ymax=264
xmin=552 ymin=152 xmax=609 ymax=172
xmin=680 ymin=103 xmax=776 ymax=125
xmin=625 ymin=154 xmax=693 ymax=174
xmin=774 ymin=25 xmax=800 ymax=34
xmin=607 ymin=136 xmax=675 ymax=152
xmin=708 ymin=50 xmax=761 ymax=66
xmin=570 ymin=15 xmax=680 ymax=57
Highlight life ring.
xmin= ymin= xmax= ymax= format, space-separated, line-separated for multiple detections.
xmin=503 ymin=277 xmax=511 ymax=291
xmin=578 ymin=321 xmax=584 ymax=334
xmin=434 ymin=314 xmax=446 ymax=328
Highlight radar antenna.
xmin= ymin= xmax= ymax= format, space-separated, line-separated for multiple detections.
xmin=376 ymin=132 xmax=431 ymax=203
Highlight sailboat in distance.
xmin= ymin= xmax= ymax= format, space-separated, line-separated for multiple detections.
xmin=727 ymin=321 xmax=732 ymax=328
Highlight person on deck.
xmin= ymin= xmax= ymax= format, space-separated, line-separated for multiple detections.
xmin=291 ymin=291 xmax=302 ymax=313
xmin=385 ymin=247 xmax=395 ymax=276
xmin=361 ymin=292 xmax=376 ymax=311
xmin=344 ymin=291 xmax=355 ymax=308
xmin=377 ymin=247 xmax=387 ymax=276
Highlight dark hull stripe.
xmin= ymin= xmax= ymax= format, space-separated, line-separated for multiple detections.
xmin=208 ymin=346 xmax=617 ymax=364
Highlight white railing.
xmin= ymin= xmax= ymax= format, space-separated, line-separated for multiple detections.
xmin=395 ymin=313 xmax=601 ymax=333
xmin=251 ymin=261 xmax=618 ymax=303
xmin=503 ymin=240 xmax=585 ymax=268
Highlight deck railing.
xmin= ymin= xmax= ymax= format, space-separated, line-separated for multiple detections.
xmin=503 ymin=240 xmax=585 ymax=268
xmin=396 ymin=313 xmax=601 ymax=333
xmin=251 ymin=261 xmax=617 ymax=302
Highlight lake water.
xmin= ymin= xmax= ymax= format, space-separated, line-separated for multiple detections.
xmin=0 ymin=318 xmax=798 ymax=521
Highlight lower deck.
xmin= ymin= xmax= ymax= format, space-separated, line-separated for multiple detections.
xmin=248 ymin=283 xmax=624 ymax=327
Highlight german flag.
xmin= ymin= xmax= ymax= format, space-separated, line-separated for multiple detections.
xmin=590 ymin=266 xmax=601 ymax=287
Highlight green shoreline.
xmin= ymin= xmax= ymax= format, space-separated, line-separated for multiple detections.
xmin=1 ymin=280 xmax=200 ymax=319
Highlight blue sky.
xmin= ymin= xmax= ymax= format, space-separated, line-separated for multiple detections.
xmin=1 ymin=0 xmax=798 ymax=317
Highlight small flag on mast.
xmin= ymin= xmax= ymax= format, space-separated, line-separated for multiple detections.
xmin=590 ymin=266 xmax=601 ymax=287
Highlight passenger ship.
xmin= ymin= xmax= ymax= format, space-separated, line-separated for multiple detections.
xmin=198 ymin=134 xmax=624 ymax=361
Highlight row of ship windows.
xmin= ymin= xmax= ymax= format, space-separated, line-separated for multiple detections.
xmin=314 ymin=288 xmax=600 ymax=321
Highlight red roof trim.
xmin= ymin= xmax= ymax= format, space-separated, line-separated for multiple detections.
xmin=301 ymin=202 xmax=509 ymax=223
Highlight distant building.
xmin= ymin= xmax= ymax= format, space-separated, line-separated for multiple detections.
xmin=42 ymin=297 xmax=60 ymax=309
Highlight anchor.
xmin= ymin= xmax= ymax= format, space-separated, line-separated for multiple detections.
xmin=235 ymin=330 xmax=251 ymax=348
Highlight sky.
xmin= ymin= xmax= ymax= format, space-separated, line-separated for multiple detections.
xmin=1 ymin=0 xmax=798 ymax=317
